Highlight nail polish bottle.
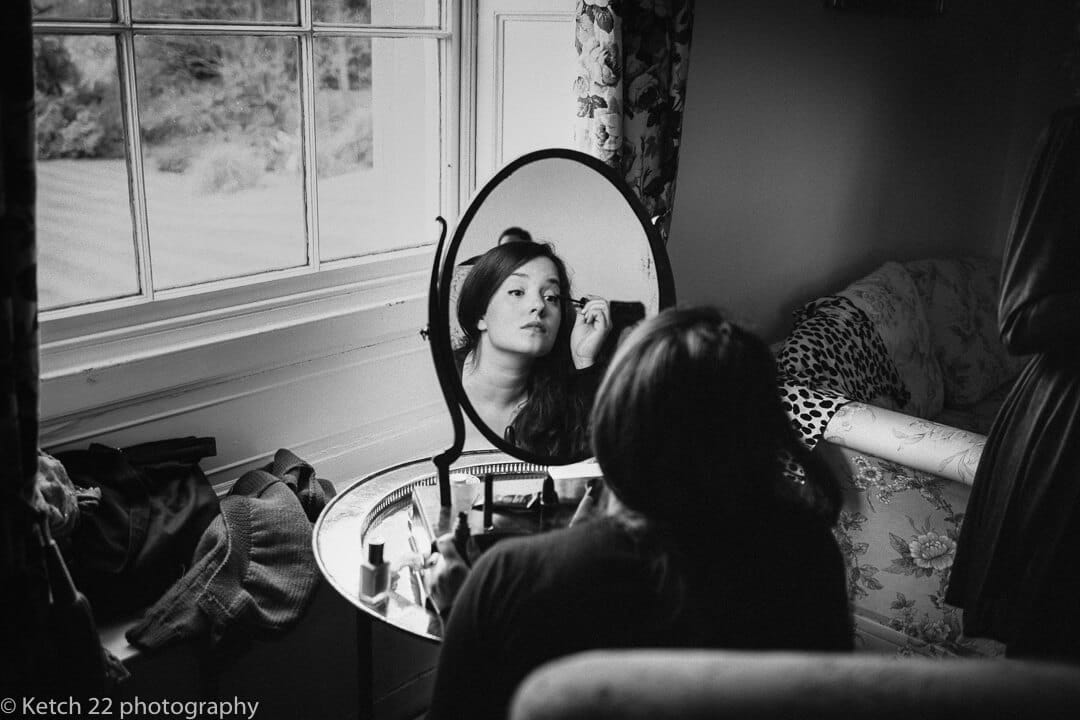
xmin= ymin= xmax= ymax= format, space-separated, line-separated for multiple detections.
xmin=453 ymin=512 xmax=472 ymax=560
xmin=539 ymin=475 xmax=559 ymax=531
xmin=360 ymin=537 xmax=389 ymax=604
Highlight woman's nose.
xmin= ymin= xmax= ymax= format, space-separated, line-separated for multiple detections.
xmin=529 ymin=292 xmax=546 ymax=314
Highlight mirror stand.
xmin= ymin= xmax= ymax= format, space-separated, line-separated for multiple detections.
xmin=427 ymin=216 xmax=464 ymax=507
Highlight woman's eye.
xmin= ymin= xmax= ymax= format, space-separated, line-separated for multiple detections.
xmin=508 ymin=289 xmax=525 ymax=297
xmin=545 ymin=294 xmax=561 ymax=303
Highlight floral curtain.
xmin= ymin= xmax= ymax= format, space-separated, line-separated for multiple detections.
xmin=1 ymin=0 xmax=44 ymax=686
xmin=573 ymin=0 xmax=695 ymax=242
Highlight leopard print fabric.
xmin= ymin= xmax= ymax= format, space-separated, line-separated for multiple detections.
xmin=777 ymin=295 xmax=909 ymax=449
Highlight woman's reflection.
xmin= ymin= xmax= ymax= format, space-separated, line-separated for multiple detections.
xmin=455 ymin=242 xmax=611 ymax=457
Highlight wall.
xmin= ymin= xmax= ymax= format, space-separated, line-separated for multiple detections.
xmin=992 ymin=1 xmax=1080 ymax=246
xmin=668 ymin=0 xmax=1029 ymax=341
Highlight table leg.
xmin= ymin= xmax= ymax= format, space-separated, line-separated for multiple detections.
xmin=357 ymin=610 xmax=373 ymax=720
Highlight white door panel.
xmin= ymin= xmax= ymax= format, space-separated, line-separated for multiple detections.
xmin=475 ymin=0 xmax=576 ymax=188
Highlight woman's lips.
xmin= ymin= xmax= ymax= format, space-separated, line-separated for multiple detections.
xmin=521 ymin=322 xmax=547 ymax=332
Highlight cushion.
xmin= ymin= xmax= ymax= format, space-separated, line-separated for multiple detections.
xmin=837 ymin=262 xmax=945 ymax=419
xmin=905 ymin=257 xmax=1027 ymax=407
xmin=933 ymin=377 xmax=1016 ymax=436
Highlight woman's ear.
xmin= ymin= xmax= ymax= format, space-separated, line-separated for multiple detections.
xmin=477 ymin=316 xmax=488 ymax=332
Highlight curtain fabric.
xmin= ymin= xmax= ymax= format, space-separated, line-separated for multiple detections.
xmin=573 ymin=0 xmax=695 ymax=241
xmin=1 ymin=0 xmax=44 ymax=687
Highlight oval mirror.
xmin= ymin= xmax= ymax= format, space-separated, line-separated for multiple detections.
xmin=432 ymin=148 xmax=675 ymax=468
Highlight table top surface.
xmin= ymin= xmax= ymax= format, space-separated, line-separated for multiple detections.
xmin=313 ymin=450 xmax=590 ymax=642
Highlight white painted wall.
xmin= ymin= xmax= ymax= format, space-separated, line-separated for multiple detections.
xmin=668 ymin=0 xmax=1031 ymax=342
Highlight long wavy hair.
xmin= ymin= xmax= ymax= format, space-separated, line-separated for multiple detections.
xmin=591 ymin=306 xmax=842 ymax=608
xmin=457 ymin=242 xmax=589 ymax=457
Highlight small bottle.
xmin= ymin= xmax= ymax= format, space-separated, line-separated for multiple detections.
xmin=452 ymin=511 xmax=471 ymax=562
xmin=540 ymin=474 xmax=559 ymax=508
xmin=539 ymin=475 xmax=559 ymax=531
xmin=360 ymin=536 xmax=390 ymax=604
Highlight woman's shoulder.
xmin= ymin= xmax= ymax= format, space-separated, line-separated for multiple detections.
xmin=470 ymin=517 xmax=640 ymax=590
xmin=483 ymin=516 xmax=630 ymax=562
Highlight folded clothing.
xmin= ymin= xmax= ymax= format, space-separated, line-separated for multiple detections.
xmin=126 ymin=449 xmax=332 ymax=650
xmin=261 ymin=447 xmax=335 ymax=522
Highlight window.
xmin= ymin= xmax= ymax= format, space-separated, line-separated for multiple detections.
xmin=33 ymin=0 xmax=449 ymax=319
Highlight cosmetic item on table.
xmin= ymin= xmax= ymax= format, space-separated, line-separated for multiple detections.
xmin=452 ymin=511 xmax=471 ymax=561
xmin=486 ymin=492 xmax=539 ymax=512
xmin=449 ymin=472 xmax=481 ymax=516
xmin=360 ymin=537 xmax=390 ymax=604
xmin=483 ymin=472 xmax=495 ymax=531
xmin=539 ymin=475 xmax=559 ymax=531
xmin=403 ymin=518 xmax=429 ymax=608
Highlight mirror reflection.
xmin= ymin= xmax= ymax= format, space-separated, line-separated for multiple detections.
xmin=446 ymin=154 xmax=661 ymax=462
xmin=455 ymin=241 xmax=610 ymax=458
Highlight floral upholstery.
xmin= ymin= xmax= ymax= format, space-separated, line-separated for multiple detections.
xmin=906 ymin=257 xmax=1028 ymax=408
xmin=781 ymin=256 xmax=1025 ymax=657
xmin=823 ymin=443 xmax=1004 ymax=658
xmin=837 ymin=262 xmax=946 ymax=419
xmin=933 ymin=379 xmax=1014 ymax=436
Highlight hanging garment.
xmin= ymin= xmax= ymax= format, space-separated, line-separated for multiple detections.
xmin=55 ymin=437 xmax=221 ymax=621
xmin=945 ymin=106 xmax=1080 ymax=661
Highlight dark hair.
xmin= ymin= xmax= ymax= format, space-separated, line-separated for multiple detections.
xmin=592 ymin=306 xmax=842 ymax=547
xmin=457 ymin=242 xmax=588 ymax=456
xmin=498 ymin=226 xmax=533 ymax=245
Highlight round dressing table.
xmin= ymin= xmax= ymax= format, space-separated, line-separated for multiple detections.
xmin=313 ymin=449 xmax=585 ymax=642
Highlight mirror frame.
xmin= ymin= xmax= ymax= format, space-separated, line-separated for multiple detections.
xmin=428 ymin=148 xmax=676 ymax=491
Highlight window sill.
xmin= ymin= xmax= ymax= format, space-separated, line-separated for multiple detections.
xmin=39 ymin=248 xmax=436 ymax=437
xmin=41 ymin=247 xmax=433 ymax=375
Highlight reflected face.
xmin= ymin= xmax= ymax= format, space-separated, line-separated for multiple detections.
xmin=478 ymin=257 xmax=562 ymax=359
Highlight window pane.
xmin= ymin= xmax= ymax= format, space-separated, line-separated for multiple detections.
xmin=132 ymin=0 xmax=298 ymax=24
xmin=313 ymin=0 xmax=440 ymax=27
xmin=315 ymin=37 xmax=439 ymax=261
xmin=33 ymin=0 xmax=114 ymax=21
xmin=35 ymin=34 xmax=139 ymax=311
xmin=135 ymin=35 xmax=307 ymax=290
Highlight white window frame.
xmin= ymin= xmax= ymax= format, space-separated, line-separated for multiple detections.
xmin=36 ymin=1 xmax=467 ymax=399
